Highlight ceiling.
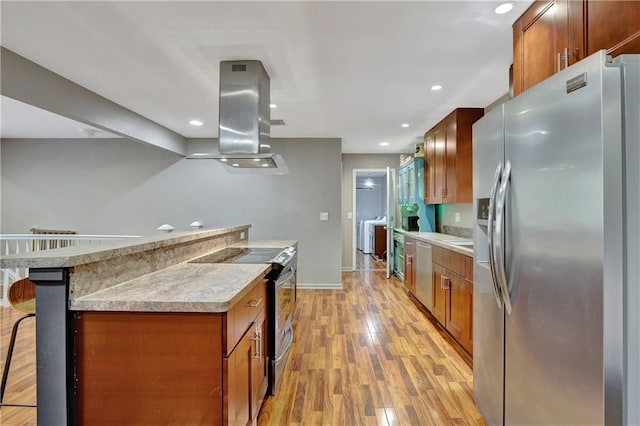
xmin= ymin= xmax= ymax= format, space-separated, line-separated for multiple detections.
xmin=0 ymin=1 xmax=533 ymax=154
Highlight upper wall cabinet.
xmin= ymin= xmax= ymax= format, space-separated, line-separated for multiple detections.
xmin=423 ymin=108 xmax=484 ymax=205
xmin=586 ymin=1 xmax=640 ymax=57
xmin=512 ymin=0 xmax=640 ymax=96
xmin=512 ymin=0 xmax=584 ymax=96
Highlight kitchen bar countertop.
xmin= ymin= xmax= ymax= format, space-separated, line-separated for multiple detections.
xmin=1 ymin=224 xmax=296 ymax=313
xmin=394 ymin=229 xmax=473 ymax=256
xmin=0 ymin=225 xmax=251 ymax=269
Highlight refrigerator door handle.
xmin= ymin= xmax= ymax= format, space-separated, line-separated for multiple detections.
xmin=487 ymin=163 xmax=503 ymax=308
xmin=495 ymin=160 xmax=512 ymax=314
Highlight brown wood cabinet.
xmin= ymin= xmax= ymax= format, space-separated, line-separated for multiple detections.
xmin=404 ymin=236 xmax=417 ymax=295
xmin=373 ymin=224 xmax=387 ymax=260
xmin=74 ymin=278 xmax=269 ymax=426
xmin=513 ymin=0 xmax=640 ymax=96
xmin=227 ymin=304 xmax=268 ymax=426
xmin=423 ymin=108 xmax=484 ymax=204
xmin=431 ymin=246 xmax=473 ymax=356
xmin=587 ymin=1 xmax=640 ymax=57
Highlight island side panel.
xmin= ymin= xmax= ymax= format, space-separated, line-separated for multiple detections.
xmin=74 ymin=311 xmax=224 ymax=425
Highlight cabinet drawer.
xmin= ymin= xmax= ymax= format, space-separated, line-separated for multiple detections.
xmin=226 ymin=279 xmax=267 ymax=356
xmin=433 ymin=246 xmax=465 ymax=276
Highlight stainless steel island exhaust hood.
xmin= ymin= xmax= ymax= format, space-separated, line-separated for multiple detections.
xmin=187 ymin=60 xmax=288 ymax=174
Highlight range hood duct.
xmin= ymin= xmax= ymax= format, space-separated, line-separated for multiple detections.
xmin=187 ymin=60 xmax=288 ymax=174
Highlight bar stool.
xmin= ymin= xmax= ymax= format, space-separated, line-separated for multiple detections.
xmin=0 ymin=277 xmax=36 ymax=407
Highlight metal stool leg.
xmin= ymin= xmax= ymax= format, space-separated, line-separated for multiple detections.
xmin=0 ymin=313 xmax=36 ymax=407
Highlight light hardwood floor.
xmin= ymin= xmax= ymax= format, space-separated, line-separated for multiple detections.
xmin=0 ymin=269 xmax=484 ymax=425
xmin=354 ymin=250 xmax=386 ymax=272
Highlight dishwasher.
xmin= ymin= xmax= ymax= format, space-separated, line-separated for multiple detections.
xmin=415 ymin=241 xmax=433 ymax=310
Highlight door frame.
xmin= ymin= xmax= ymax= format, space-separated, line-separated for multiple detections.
xmin=352 ymin=168 xmax=388 ymax=271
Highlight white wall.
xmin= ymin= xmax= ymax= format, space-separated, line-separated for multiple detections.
xmin=355 ymin=176 xmax=385 ymax=222
xmin=0 ymin=137 xmax=342 ymax=287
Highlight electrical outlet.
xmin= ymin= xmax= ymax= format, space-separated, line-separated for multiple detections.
xmin=347 ymin=211 xmax=353 ymax=219
xmin=320 ymin=212 xmax=329 ymax=221
xmin=455 ymin=212 xmax=460 ymax=223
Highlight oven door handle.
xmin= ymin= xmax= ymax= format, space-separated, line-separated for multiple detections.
xmin=276 ymin=266 xmax=296 ymax=285
xmin=273 ymin=325 xmax=293 ymax=364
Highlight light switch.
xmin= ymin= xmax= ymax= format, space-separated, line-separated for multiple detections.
xmin=240 ymin=232 xmax=245 ymax=239
xmin=455 ymin=212 xmax=460 ymax=223
xmin=320 ymin=212 xmax=329 ymax=221
xmin=347 ymin=211 xmax=353 ymax=219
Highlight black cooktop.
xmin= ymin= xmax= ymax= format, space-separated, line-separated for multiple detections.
xmin=189 ymin=247 xmax=283 ymax=264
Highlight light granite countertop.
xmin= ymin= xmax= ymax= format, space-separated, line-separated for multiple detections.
xmin=70 ymin=262 xmax=270 ymax=313
xmin=67 ymin=238 xmax=296 ymax=312
xmin=0 ymin=225 xmax=251 ymax=269
xmin=394 ymin=229 xmax=473 ymax=257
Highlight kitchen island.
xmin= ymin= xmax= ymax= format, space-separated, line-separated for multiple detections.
xmin=0 ymin=225 xmax=290 ymax=425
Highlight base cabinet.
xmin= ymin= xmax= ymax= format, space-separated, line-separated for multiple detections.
xmin=227 ymin=307 xmax=268 ymax=426
xmin=404 ymin=237 xmax=417 ymax=295
xmin=74 ymin=280 xmax=269 ymax=426
xmin=431 ymin=246 xmax=473 ymax=356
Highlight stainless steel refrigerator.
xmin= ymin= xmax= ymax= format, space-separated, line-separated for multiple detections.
xmin=472 ymin=50 xmax=639 ymax=425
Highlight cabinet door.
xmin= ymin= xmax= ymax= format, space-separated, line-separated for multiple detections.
xmin=227 ymin=330 xmax=251 ymax=426
xmin=587 ymin=1 xmax=640 ymax=57
xmin=432 ymin=264 xmax=447 ymax=325
xmin=513 ymin=0 xmax=585 ymax=96
xmin=443 ymin=116 xmax=457 ymax=203
xmin=513 ymin=0 xmax=561 ymax=96
xmin=416 ymin=159 xmax=425 ymax=203
xmin=407 ymin=162 xmax=416 ymax=203
xmin=424 ymin=132 xmax=436 ymax=203
xmin=445 ymin=272 xmax=468 ymax=348
xmin=404 ymin=238 xmax=416 ymax=294
xmin=250 ymin=309 xmax=268 ymax=423
xmin=433 ymin=125 xmax=445 ymax=204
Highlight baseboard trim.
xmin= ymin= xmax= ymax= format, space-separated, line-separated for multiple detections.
xmin=341 ymin=267 xmax=353 ymax=272
xmin=297 ymin=282 xmax=343 ymax=290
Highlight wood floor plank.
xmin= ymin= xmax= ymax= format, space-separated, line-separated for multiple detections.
xmin=1 ymin=251 xmax=486 ymax=425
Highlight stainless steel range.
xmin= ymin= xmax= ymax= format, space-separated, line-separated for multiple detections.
xmin=190 ymin=245 xmax=297 ymax=395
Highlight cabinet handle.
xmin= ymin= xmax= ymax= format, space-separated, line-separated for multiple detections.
xmin=250 ymin=330 xmax=261 ymax=360
xmin=557 ymin=48 xmax=569 ymax=72
xmin=442 ymin=275 xmax=450 ymax=290
xmin=246 ymin=298 xmax=263 ymax=309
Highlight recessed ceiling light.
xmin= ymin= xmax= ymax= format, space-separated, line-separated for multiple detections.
xmin=232 ymin=163 xmax=240 ymax=167
xmin=431 ymin=85 xmax=443 ymax=91
xmin=262 ymin=163 xmax=269 ymax=167
xmin=269 ymin=103 xmax=278 ymax=109
xmin=253 ymin=158 xmax=261 ymax=162
xmin=189 ymin=119 xmax=203 ymax=126
xmin=220 ymin=158 xmax=228 ymax=162
xmin=401 ymin=123 xmax=410 ymax=128
xmin=494 ymin=1 xmax=515 ymax=14
xmin=380 ymin=142 xmax=390 ymax=146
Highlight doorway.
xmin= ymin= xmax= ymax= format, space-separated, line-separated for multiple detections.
xmin=352 ymin=169 xmax=388 ymax=271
